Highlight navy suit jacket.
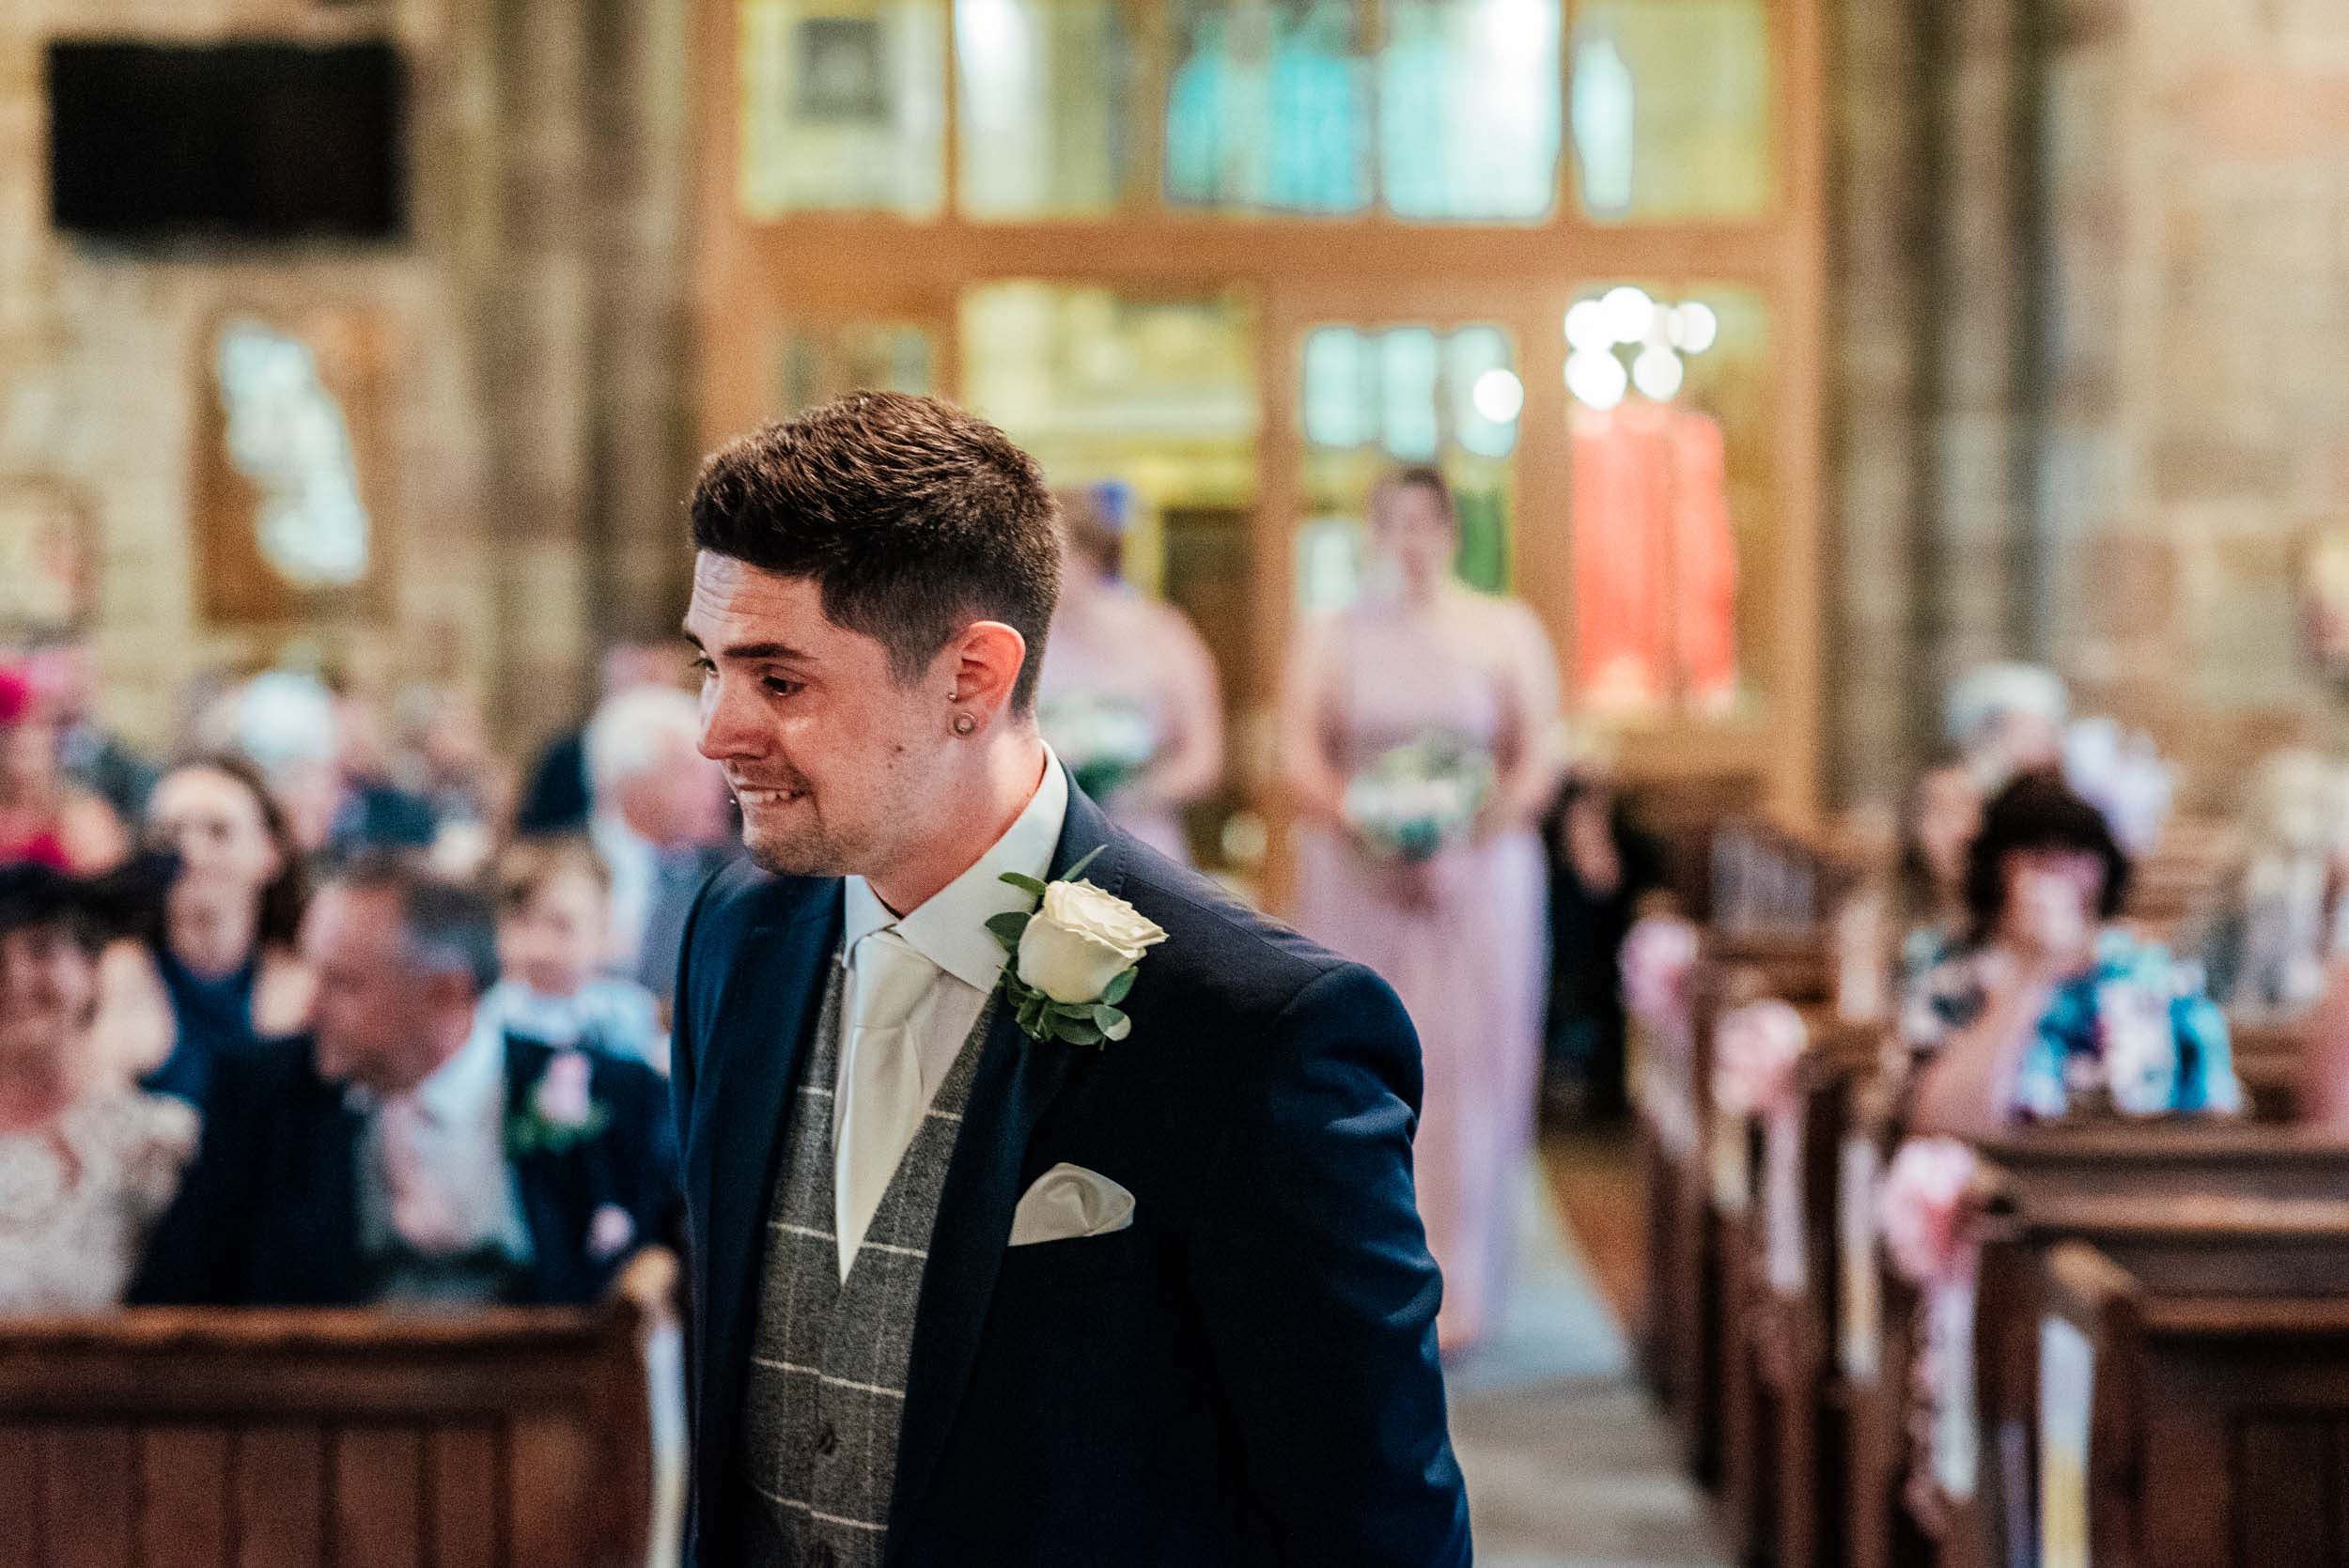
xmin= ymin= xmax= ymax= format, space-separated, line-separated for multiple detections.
xmin=673 ymin=783 xmax=1470 ymax=1566
xmin=131 ymin=1033 xmax=680 ymax=1307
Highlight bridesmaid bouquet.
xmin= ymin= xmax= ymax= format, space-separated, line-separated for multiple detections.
xmin=1343 ymin=736 xmax=1494 ymax=863
xmin=1042 ymin=692 xmax=1159 ymax=804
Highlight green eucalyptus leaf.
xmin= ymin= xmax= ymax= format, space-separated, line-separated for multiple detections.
xmin=1101 ymin=968 xmax=1137 ymax=1005
xmin=998 ymin=872 xmax=1049 ymax=898
xmin=986 ymin=911 xmax=1032 ymax=951
xmin=1061 ymin=845 xmax=1108 ymax=885
xmin=1051 ymin=1015 xmax=1104 ymax=1047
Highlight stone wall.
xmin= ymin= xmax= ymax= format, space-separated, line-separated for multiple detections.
xmin=1830 ymin=0 xmax=2349 ymax=812
xmin=0 ymin=0 xmax=692 ymax=753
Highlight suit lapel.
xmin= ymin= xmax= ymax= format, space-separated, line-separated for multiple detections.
xmin=890 ymin=785 xmax=1126 ymax=1538
xmin=503 ymin=1036 xmax=581 ymax=1305
xmin=692 ymin=879 xmax=842 ymax=1512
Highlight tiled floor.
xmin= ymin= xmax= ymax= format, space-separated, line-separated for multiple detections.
xmin=1446 ymin=1153 xmax=1728 ymax=1568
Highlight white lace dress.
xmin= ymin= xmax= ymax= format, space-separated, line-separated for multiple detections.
xmin=0 ymin=1092 xmax=199 ymax=1312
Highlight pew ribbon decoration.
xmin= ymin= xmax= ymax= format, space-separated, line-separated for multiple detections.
xmin=1710 ymin=999 xmax=1809 ymax=1119
xmin=1624 ymin=914 xmax=1703 ymax=1156
xmin=1875 ymin=1136 xmax=1980 ymax=1288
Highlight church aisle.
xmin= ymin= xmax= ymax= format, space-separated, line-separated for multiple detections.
xmin=1446 ymin=1162 xmax=1728 ymax=1568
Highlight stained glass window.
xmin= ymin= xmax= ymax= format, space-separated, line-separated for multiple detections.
xmin=956 ymin=0 xmax=1130 ymax=218
xmin=1299 ymin=323 xmax=1519 ymax=605
xmin=1164 ymin=0 xmax=1371 ymax=214
xmin=739 ymin=0 xmax=946 ymax=218
xmin=1379 ymin=0 xmax=1562 ymax=221
xmin=1571 ymin=0 xmax=1772 ymax=222
xmin=1563 ymin=283 xmax=1769 ymax=719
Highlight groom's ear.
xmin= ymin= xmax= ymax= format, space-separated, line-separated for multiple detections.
xmin=942 ymin=619 xmax=1030 ymax=730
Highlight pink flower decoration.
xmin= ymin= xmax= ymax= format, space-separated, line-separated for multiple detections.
xmin=1876 ymin=1136 xmax=1980 ymax=1286
xmin=1622 ymin=916 xmax=1700 ymax=1028
xmin=533 ymin=1050 xmax=595 ymax=1128
xmin=1711 ymin=1000 xmax=1808 ymax=1117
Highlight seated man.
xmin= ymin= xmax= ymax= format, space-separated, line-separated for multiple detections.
xmin=132 ymin=856 xmax=679 ymax=1307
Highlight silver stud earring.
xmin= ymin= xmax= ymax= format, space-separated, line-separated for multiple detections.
xmin=952 ymin=712 xmax=976 ymax=737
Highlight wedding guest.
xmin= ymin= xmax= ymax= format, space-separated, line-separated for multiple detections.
xmin=138 ymin=755 xmax=314 ymax=1110
xmin=1278 ymin=464 xmax=1563 ymax=1354
xmin=1945 ymin=661 xmax=2067 ymax=792
xmin=24 ymin=632 xmax=158 ymax=824
xmin=2188 ymin=748 xmax=2347 ymax=1017
xmin=583 ymin=684 xmax=736 ymax=1004
xmin=1896 ymin=751 xmax=1984 ymax=984
xmin=1902 ymin=769 xmax=2240 ymax=1140
xmin=1538 ymin=740 xmax=1664 ymax=1123
xmin=480 ymin=836 xmax=666 ymax=1070
xmin=0 ymin=862 xmax=197 ymax=1312
xmin=132 ymin=857 xmax=679 ymax=1308
xmin=0 ymin=663 xmax=127 ymax=873
xmin=517 ymin=641 xmax=679 ymax=837
xmin=1036 ymin=484 xmax=1225 ymax=862
xmin=394 ymin=683 xmax=516 ymax=879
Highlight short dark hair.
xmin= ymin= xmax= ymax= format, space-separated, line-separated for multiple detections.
xmin=327 ymin=854 xmax=500 ymax=997
xmin=689 ymin=393 xmax=1062 ymax=712
xmin=1964 ymin=768 xmax=2131 ymax=941
xmin=496 ymin=833 xmax=611 ymax=912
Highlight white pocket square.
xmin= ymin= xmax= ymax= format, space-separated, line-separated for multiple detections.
xmin=1008 ymin=1163 xmax=1135 ymax=1247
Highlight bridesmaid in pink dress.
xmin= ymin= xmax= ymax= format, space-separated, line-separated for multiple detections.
xmin=1279 ymin=466 xmax=1563 ymax=1355
xmin=1037 ymin=487 xmax=1226 ymax=863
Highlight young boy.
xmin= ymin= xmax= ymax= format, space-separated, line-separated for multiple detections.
xmin=482 ymin=836 xmax=667 ymax=1071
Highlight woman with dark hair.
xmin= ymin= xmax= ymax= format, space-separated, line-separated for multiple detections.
xmin=1901 ymin=768 xmax=2239 ymax=1138
xmin=138 ymin=755 xmax=315 ymax=1110
xmin=1279 ymin=464 xmax=1563 ymax=1355
xmin=0 ymin=862 xmax=197 ymax=1310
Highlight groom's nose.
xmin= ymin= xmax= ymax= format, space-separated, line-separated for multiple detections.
xmin=697 ymin=674 xmax=766 ymax=763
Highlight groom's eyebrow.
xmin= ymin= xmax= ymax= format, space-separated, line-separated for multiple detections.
xmin=682 ymin=627 xmax=813 ymax=664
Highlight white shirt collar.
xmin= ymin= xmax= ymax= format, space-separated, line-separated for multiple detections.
xmin=843 ymin=748 xmax=1069 ymax=994
xmin=413 ymin=1007 xmax=509 ymax=1127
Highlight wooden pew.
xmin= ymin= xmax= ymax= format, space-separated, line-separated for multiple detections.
xmin=0 ymin=1250 xmax=671 ymax=1567
xmin=2018 ymin=1236 xmax=2349 ymax=1568
xmin=1968 ymin=1137 xmax=2349 ymax=1568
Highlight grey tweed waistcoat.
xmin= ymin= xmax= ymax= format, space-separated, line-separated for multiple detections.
xmin=739 ymin=953 xmax=993 ymax=1567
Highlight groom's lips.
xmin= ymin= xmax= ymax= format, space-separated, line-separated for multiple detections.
xmin=733 ymin=785 xmax=806 ymax=806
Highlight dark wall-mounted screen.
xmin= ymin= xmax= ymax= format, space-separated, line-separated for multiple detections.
xmin=47 ymin=40 xmax=407 ymax=243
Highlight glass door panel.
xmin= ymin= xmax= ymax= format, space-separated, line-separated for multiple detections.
xmin=955 ymin=0 xmax=1132 ymax=218
xmin=1570 ymin=0 xmax=1773 ymax=222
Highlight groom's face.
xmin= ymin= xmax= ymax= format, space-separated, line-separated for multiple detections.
xmin=687 ymin=551 xmax=943 ymax=877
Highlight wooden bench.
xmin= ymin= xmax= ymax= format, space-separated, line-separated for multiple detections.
xmin=1969 ymin=1140 xmax=2349 ymax=1568
xmin=0 ymin=1250 xmax=672 ymax=1567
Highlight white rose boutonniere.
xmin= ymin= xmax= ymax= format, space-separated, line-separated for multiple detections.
xmin=988 ymin=847 xmax=1169 ymax=1047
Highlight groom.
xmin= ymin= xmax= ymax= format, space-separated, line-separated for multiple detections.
xmin=673 ymin=393 xmax=1469 ymax=1566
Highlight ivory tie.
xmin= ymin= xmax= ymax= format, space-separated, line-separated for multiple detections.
xmin=833 ymin=928 xmax=935 ymax=1277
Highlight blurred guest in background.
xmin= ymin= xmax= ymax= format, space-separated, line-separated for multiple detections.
xmin=480 ymin=836 xmax=666 ymax=1070
xmin=394 ymin=683 xmax=515 ymax=879
xmin=138 ymin=755 xmax=314 ymax=1110
xmin=1902 ymin=770 xmax=2239 ymax=1140
xmin=1897 ymin=751 xmax=1984 ymax=984
xmin=2187 ymin=748 xmax=2349 ymax=1018
xmin=517 ymin=641 xmax=679 ymax=837
xmin=1538 ymin=737 xmax=1663 ymax=1124
xmin=0 ymin=662 xmax=126 ymax=872
xmin=1279 ymin=465 xmax=1563 ymax=1355
xmin=24 ymin=632 xmax=157 ymax=825
xmin=1036 ymin=484 xmax=1225 ymax=862
xmin=583 ymin=683 xmax=735 ymax=1005
xmin=132 ymin=858 xmax=678 ymax=1308
xmin=323 ymin=681 xmax=439 ymax=861
xmin=1945 ymin=662 xmax=2068 ymax=793
xmin=0 ymin=862 xmax=197 ymax=1312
